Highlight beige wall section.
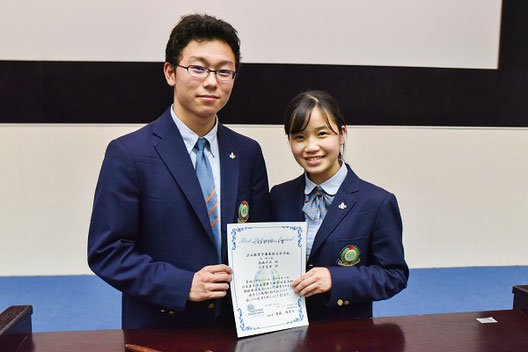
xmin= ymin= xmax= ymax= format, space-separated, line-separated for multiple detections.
xmin=0 ymin=124 xmax=527 ymax=275
xmin=0 ymin=0 xmax=501 ymax=68
xmin=0 ymin=124 xmax=139 ymax=276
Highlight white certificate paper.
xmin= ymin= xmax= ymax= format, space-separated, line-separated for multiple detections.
xmin=227 ymin=222 xmax=309 ymax=338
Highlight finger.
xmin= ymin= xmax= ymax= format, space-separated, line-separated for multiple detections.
xmin=299 ymin=281 xmax=319 ymax=297
xmin=293 ymin=279 xmax=305 ymax=293
xmin=205 ymin=272 xmax=232 ymax=283
xmin=291 ymin=278 xmax=302 ymax=287
xmin=199 ymin=264 xmax=226 ymax=274
xmin=303 ymin=289 xmax=318 ymax=298
xmin=209 ymin=264 xmax=232 ymax=274
xmin=291 ymin=272 xmax=310 ymax=287
xmin=216 ymin=273 xmax=232 ymax=282
xmin=293 ymin=277 xmax=313 ymax=294
xmin=292 ymin=280 xmax=302 ymax=293
xmin=201 ymin=290 xmax=228 ymax=299
xmin=189 ymin=289 xmax=225 ymax=302
xmin=206 ymin=282 xmax=230 ymax=292
xmin=213 ymin=270 xmax=233 ymax=279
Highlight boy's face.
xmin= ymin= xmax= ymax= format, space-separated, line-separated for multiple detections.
xmin=164 ymin=39 xmax=236 ymax=130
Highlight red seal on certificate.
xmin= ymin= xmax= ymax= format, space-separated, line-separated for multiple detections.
xmin=338 ymin=245 xmax=360 ymax=266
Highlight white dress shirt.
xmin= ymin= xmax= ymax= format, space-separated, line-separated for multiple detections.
xmin=170 ymin=106 xmax=222 ymax=231
xmin=303 ymin=162 xmax=348 ymax=260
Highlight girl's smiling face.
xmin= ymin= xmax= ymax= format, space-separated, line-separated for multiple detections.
xmin=289 ymin=107 xmax=346 ymax=185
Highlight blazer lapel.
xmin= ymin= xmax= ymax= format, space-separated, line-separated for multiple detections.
xmin=152 ymin=110 xmax=215 ymax=243
xmin=217 ymin=125 xmax=240 ymax=261
xmin=291 ymin=176 xmax=306 ymax=220
xmin=217 ymin=124 xmax=239 ymax=232
xmin=309 ymin=166 xmax=360 ymax=259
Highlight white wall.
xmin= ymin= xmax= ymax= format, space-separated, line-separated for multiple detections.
xmin=1 ymin=0 xmax=501 ymax=68
xmin=0 ymin=124 xmax=527 ymax=275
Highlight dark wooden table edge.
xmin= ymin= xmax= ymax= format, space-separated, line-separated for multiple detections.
xmin=0 ymin=305 xmax=33 ymax=335
xmin=513 ymin=284 xmax=528 ymax=315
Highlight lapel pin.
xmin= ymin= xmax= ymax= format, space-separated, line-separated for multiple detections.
xmin=238 ymin=201 xmax=249 ymax=223
xmin=338 ymin=202 xmax=347 ymax=210
xmin=229 ymin=152 xmax=236 ymax=159
xmin=337 ymin=245 xmax=360 ymax=266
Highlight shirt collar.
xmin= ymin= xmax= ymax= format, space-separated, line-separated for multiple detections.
xmin=170 ymin=104 xmax=218 ymax=157
xmin=304 ymin=162 xmax=348 ymax=196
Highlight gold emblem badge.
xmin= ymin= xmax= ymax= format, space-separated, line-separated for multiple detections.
xmin=337 ymin=245 xmax=360 ymax=266
xmin=238 ymin=201 xmax=249 ymax=223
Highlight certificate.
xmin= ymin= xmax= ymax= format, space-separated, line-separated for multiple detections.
xmin=227 ymin=222 xmax=309 ymax=338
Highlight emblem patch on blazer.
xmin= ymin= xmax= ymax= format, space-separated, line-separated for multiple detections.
xmin=337 ymin=245 xmax=360 ymax=266
xmin=238 ymin=201 xmax=249 ymax=223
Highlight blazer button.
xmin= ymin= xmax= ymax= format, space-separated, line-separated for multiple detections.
xmin=169 ymin=310 xmax=175 ymax=315
xmin=208 ymin=303 xmax=216 ymax=310
xmin=337 ymin=299 xmax=343 ymax=306
xmin=344 ymin=300 xmax=350 ymax=305
xmin=160 ymin=309 xmax=166 ymax=313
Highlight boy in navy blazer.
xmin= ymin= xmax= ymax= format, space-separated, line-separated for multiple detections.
xmin=88 ymin=14 xmax=271 ymax=329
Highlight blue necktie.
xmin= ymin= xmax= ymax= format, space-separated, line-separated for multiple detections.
xmin=302 ymin=186 xmax=332 ymax=221
xmin=195 ymin=138 xmax=221 ymax=263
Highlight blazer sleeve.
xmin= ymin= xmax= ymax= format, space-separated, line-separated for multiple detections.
xmin=87 ymin=138 xmax=194 ymax=313
xmin=327 ymin=193 xmax=409 ymax=306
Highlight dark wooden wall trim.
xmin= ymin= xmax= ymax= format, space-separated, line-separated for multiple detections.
xmin=1 ymin=0 xmax=526 ymax=126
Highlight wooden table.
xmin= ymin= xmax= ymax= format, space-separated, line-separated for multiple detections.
xmin=7 ymin=309 xmax=528 ymax=352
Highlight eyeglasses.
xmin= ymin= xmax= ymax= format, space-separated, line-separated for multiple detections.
xmin=177 ymin=64 xmax=237 ymax=81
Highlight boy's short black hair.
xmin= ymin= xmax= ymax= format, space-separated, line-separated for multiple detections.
xmin=165 ymin=14 xmax=241 ymax=69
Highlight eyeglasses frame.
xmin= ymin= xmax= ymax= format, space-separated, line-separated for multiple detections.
xmin=176 ymin=64 xmax=237 ymax=81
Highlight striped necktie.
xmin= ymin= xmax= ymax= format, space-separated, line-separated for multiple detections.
xmin=194 ymin=138 xmax=221 ymax=262
xmin=302 ymin=186 xmax=332 ymax=221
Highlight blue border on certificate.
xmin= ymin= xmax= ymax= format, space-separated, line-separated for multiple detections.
xmin=229 ymin=224 xmax=306 ymax=332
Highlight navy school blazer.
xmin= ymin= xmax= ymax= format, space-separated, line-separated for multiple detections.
xmin=270 ymin=164 xmax=408 ymax=320
xmin=88 ymin=108 xmax=271 ymax=329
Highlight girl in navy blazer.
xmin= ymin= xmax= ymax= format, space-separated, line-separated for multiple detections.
xmin=270 ymin=91 xmax=408 ymax=320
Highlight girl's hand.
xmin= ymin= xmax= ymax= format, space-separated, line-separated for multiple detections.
xmin=291 ymin=267 xmax=332 ymax=297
